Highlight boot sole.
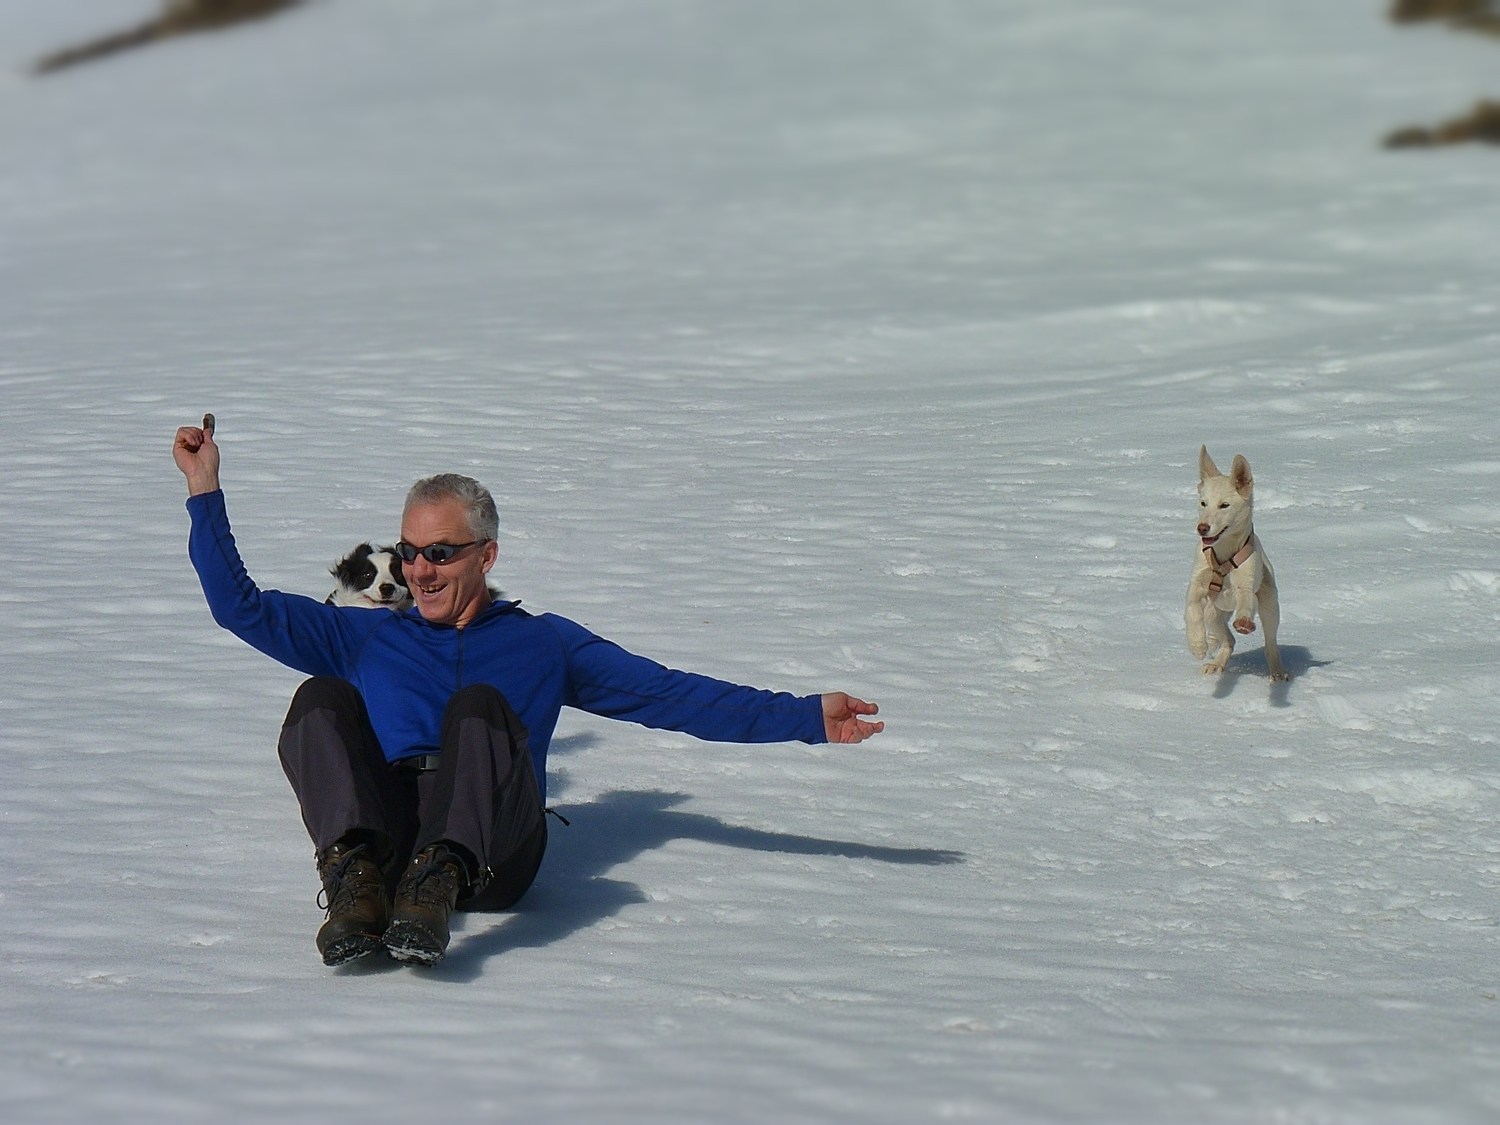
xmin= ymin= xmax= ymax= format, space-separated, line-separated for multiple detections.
xmin=382 ymin=921 xmax=447 ymax=966
xmin=320 ymin=931 xmax=385 ymax=967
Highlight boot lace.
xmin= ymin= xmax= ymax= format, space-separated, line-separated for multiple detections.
xmin=401 ymin=848 xmax=464 ymax=908
xmin=317 ymin=845 xmax=379 ymax=916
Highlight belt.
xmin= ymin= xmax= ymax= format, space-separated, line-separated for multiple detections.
xmin=396 ymin=754 xmax=442 ymax=772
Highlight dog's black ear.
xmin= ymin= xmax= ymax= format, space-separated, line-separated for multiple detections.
xmin=331 ymin=542 xmax=376 ymax=583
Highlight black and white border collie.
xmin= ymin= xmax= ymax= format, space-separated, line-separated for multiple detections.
xmin=326 ymin=544 xmax=413 ymax=611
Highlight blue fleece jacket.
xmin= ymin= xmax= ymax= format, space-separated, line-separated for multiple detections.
xmin=186 ymin=490 xmax=826 ymax=799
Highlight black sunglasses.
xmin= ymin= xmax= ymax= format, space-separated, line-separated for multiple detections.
xmin=394 ymin=539 xmax=487 ymax=565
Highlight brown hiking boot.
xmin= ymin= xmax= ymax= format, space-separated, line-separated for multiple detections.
xmin=383 ymin=843 xmax=469 ymax=966
xmin=315 ymin=841 xmax=391 ymax=966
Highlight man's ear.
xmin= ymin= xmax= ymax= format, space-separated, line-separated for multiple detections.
xmin=480 ymin=540 xmax=499 ymax=574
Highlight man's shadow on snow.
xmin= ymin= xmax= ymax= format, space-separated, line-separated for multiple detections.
xmin=1211 ymin=644 xmax=1330 ymax=707
xmin=430 ymin=787 xmax=963 ymax=978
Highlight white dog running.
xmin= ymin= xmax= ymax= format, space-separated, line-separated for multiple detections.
xmin=1185 ymin=446 xmax=1287 ymax=681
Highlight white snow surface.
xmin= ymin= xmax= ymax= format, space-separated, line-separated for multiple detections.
xmin=3 ymin=1 xmax=1499 ymax=1121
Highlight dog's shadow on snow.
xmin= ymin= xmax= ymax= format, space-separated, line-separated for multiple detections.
xmin=431 ymin=789 xmax=964 ymax=978
xmin=1212 ymin=645 xmax=1331 ymax=706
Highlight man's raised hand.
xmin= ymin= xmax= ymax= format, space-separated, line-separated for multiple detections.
xmin=173 ymin=413 xmax=221 ymax=496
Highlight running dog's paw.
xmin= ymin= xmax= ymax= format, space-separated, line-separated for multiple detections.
xmin=1188 ymin=637 xmax=1208 ymax=660
xmin=1201 ymin=660 xmax=1228 ymax=676
xmin=1233 ymin=618 xmax=1256 ymax=635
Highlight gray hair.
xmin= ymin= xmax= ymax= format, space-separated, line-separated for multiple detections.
xmin=404 ymin=474 xmax=499 ymax=541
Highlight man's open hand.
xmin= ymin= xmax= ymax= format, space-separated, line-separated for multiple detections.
xmin=822 ymin=692 xmax=884 ymax=743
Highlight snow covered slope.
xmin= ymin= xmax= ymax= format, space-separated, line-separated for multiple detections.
xmin=2 ymin=1 xmax=1498 ymax=1121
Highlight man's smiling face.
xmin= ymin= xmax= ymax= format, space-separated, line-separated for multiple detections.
xmin=398 ymin=497 xmax=497 ymax=627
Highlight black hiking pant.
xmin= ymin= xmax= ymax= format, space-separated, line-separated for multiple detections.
xmin=277 ymin=677 xmax=546 ymax=910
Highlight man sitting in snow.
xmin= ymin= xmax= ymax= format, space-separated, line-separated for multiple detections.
xmin=172 ymin=415 xmax=884 ymax=968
